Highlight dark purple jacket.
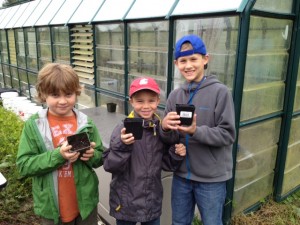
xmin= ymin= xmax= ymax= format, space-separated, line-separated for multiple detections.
xmin=103 ymin=113 xmax=184 ymax=222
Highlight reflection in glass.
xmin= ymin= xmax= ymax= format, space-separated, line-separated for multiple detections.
xmin=77 ymin=85 xmax=95 ymax=109
xmin=128 ymin=21 xmax=169 ymax=103
xmin=233 ymin=118 xmax=281 ymax=215
xmin=174 ymin=17 xmax=239 ymax=91
xmin=283 ymin=116 xmax=300 ymax=194
xmin=96 ymin=92 xmax=125 ymax=114
xmin=294 ymin=61 xmax=300 ymax=112
xmin=95 ymin=23 xmax=124 ymax=94
xmin=253 ymin=0 xmax=293 ymax=14
xmin=241 ymin=17 xmax=292 ymax=121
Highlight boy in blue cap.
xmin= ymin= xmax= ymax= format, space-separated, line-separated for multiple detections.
xmin=159 ymin=34 xmax=236 ymax=225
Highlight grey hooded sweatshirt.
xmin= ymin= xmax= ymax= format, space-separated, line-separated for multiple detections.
xmin=160 ymin=75 xmax=236 ymax=182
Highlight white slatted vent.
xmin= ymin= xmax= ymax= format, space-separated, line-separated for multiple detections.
xmin=71 ymin=25 xmax=94 ymax=85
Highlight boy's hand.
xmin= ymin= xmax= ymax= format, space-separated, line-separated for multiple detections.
xmin=178 ymin=114 xmax=197 ymax=135
xmin=80 ymin=142 xmax=95 ymax=161
xmin=175 ymin=143 xmax=186 ymax=156
xmin=162 ymin=112 xmax=181 ymax=131
xmin=121 ymin=128 xmax=135 ymax=145
xmin=60 ymin=141 xmax=80 ymax=163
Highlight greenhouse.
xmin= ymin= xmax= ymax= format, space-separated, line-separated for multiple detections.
xmin=0 ymin=0 xmax=300 ymax=224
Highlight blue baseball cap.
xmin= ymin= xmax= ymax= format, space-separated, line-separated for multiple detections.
xmin=174 ymin=34 xmax=207 ymax=60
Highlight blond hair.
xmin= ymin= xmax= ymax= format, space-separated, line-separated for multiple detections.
xmin=35 ymin=63 xmax=81 ymax=103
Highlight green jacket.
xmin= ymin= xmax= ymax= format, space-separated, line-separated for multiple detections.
xmin=16 ymin=108 xmax=103 ymax=224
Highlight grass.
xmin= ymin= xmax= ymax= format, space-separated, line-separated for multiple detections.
xmin=1 ymin=105 xmax=300 ymax=225
xmin=231 ymin=195 xmax=300 ymax=225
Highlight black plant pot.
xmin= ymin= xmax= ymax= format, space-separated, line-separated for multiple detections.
xmin=107 ymin=103 xmax=117 ymax=112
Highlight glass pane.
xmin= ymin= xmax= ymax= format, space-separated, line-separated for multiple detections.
xmin=294 ymin=61 xmax=300 ymax=112
xmin=253 ymin=0 xmax=293 ymax=14
xmin=172 ymin=0 xmax=244 ymax=16
xmin=11 ymin=67 xmax=19 ymax=89
xmin=233 ymin=118 xmax=281 ymax=214
xmin=20 ymin=81 xmax=30 ymax=98
xmin=126 ymin=0 xmax=176 ymax=19
xmin=8 ymin=30 xmax=17 ymax=65
xmin=50 ymin=0 xmax=82 ymax=25
xmin=0 ymin=5 xmax=18 ymax=29
xmin=128 ymin=21 xmax=169 ymax=104
xmin=37 ymin=27 xmax=52 ymax=68
xmin=3 ymin=65 xmax=11 ymax=87
xmin=6 ymin=4 xmax=28 ymax=29
xmin=174 ymin=16 xmax=239 ymax=90
xmin=96 ymin=92 xmax=125 ymax=114
xmin=93 ymin=0 xmax=134 ymax=22
xmin=35 ymin=0 xmax=65 ymax=26
xmin=16 ymin=29 xmax=26 ymax=68
xmin=77 ymin=85 xmax=96 ymax=109
xmin=4 ymin=75 xmax=12 ymax=88
xmin=282 ymin=115 xmax=300 ymax=194
xmin=28 ymin=72 xmax=38 ymax=94
xmin=0 ymin=30 xmax=8 ymax=63
xmin=23 ymin=0 xmax=51 ymax=27
xmin=95 ymin=24 xmax=124 ymax=94
xmin=0 ymin=8 xmax=10 ymax=23
xmin=241 ymin=17 xmax=292 ymax=121
xmin=52 ymin=27 xmax=70 ymax=63
xmin=14 ymin=1 xmax=39 ymax=28
xmin=25 ymin=28 xmax=38 ymax=71
xmin=18 ymin=69 xmax=27 ymax=83
xmin=68 ymin=0 xmax=104 ymax=24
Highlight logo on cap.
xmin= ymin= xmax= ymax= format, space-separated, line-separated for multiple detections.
xmin=139 ymin=78 xmax=149 ymax=85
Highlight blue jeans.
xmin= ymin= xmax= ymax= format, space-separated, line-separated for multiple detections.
xmin=116 ymin=218 xmax=160 ymax=225
xmin=171 ymin=175 xmax=226 ymax=225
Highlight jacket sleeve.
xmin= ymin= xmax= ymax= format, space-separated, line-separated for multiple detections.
xmin=161 ymin=144 xmax=184 ymax=172
xmin=85 ymin=119 xmax=104 ymax=168
xmin=193 ymin=87 xmax=236 ymax=147
xmin=103 ymin=123 xmax=133 ymax=173
xmin=16 ymin=120 xmax=66 ymax=178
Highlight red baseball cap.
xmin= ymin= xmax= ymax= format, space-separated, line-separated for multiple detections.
xmin=129 ymin=77 xmax=160 ymax=97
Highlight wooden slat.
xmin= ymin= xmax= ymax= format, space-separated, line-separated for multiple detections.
xmin=79 ymin=77 xmax=94 ymax=85
xmin=73 ymin=61 xmax=94 ymax=68
xmin=77 ymin=71 xmax=94 ymax=78
xmin=71 ymin=27 xmax=92 ymax=32
xmin=71 ymin=33 xmax=93 ymax=37
xmin=72 ymin=44 xmax=93 ymax=50
xmin=71 ymin=39 xmax=93 ymax=43
xmin=74 ymin=66 xmax=94 ymax=74
xmin=72 ymin=55 xmax=93 ymax=62
xmin=72 ymin=50 xmax=93 ymax=55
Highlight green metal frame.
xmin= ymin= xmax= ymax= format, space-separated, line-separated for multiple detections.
xmin=223 ymin=0 xmax=256 ymax=223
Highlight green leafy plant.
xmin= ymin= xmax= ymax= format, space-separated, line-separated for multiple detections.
xmin=192 ymin=214 xmax=203 ymax=225
xmin=0 ymin=107 xmax=41 ymax=225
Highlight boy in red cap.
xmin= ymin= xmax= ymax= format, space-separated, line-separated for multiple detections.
xmin=103 ymin=77 xmax=186 ymax=225
xmin=160 ymin=34 xmax=236 ymax=225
